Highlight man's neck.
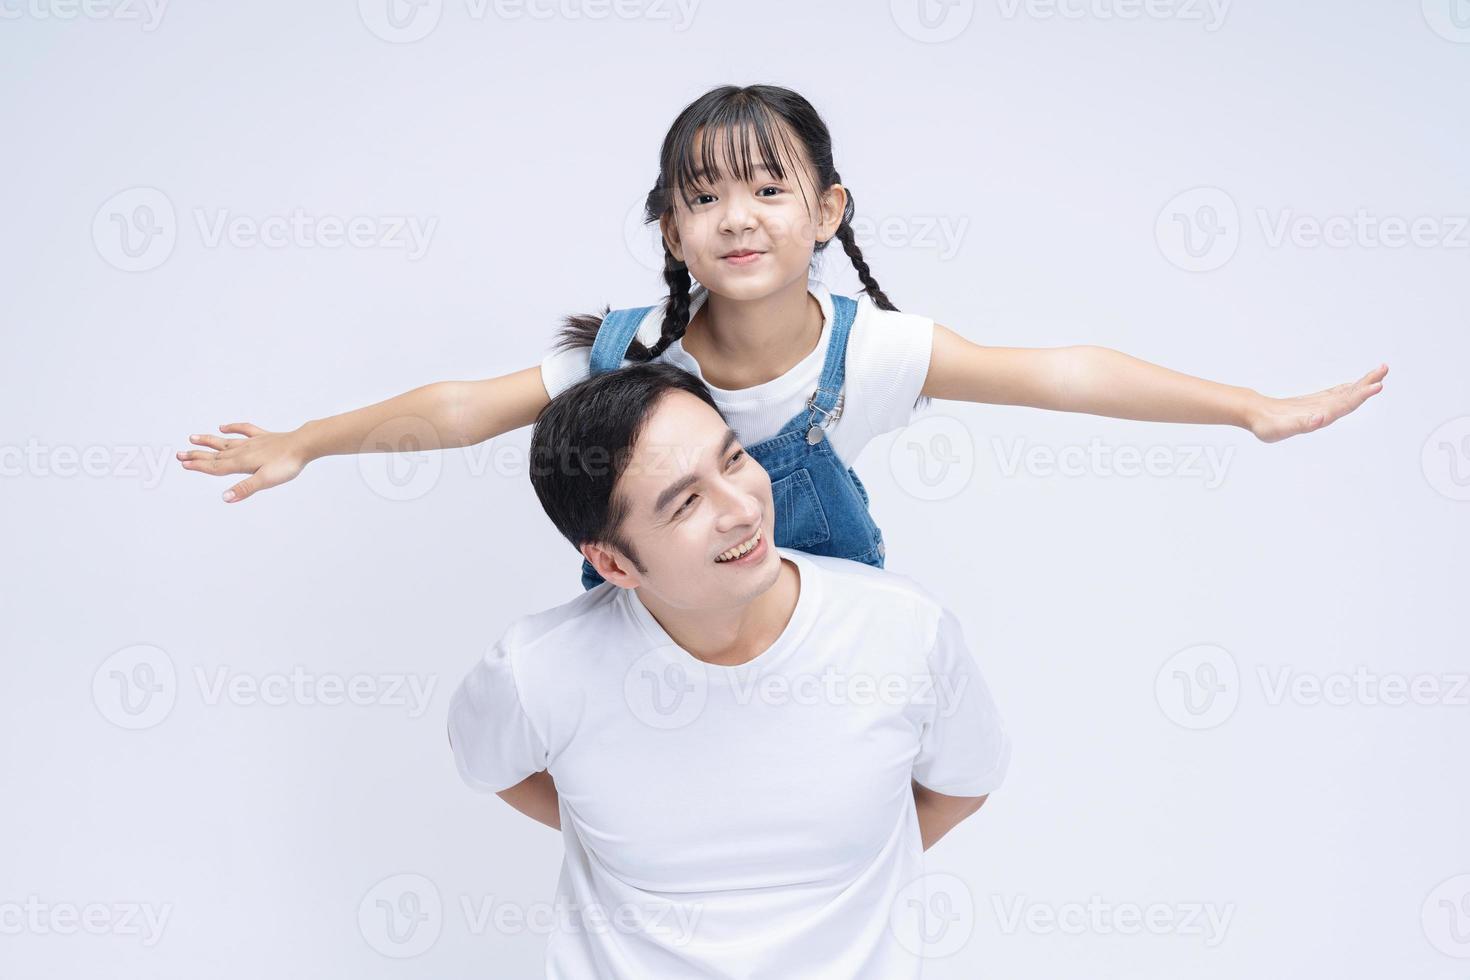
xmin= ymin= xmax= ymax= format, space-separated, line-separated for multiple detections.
xmin=635 ymin=557 xmax=801 ymax=667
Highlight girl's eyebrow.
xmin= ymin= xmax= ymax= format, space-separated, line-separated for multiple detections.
xmin=690 ymin=163 xmax=779 ymax=182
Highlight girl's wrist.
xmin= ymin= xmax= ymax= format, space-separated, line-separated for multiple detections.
xmin=1235 ymin=388 xmax=1267 ymax=433
xmin=292 ymin=419 xmax=331 ymax=462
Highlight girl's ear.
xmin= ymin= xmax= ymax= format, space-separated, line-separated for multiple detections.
xmin=817 ymin=183 xmax=848 ymax=244
xmin=659 ymin=212 xmax=684 ymax=263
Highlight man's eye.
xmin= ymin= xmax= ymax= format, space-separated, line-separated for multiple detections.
xmin=675 ymin=494 xmax=697 ymax=516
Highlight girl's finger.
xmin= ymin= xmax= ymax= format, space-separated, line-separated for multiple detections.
xmin=176 ymin=449 xmax=218 ymax=463
xmin=223 ymin=476 xmax=262 ymax=503
xmin=189 ymin=434 xmax=233 ymax=452
xmin=220 ymin=422 xmax=264 ymax=438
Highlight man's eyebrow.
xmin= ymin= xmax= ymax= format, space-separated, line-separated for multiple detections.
xmin=652 ymin=428 xmax=740 ymax=516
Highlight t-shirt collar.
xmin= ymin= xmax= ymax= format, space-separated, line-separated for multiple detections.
xmin=619 ymin=548 xmax=821 ymax=677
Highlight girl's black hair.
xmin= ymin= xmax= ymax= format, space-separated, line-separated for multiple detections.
xmin=555 ymin=84 xmax=898 ymax=360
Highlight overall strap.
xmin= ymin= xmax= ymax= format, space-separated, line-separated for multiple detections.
xmin=805 ymin=294 xmax=859 ymax=423
xmin=588 ymin=306 xmax=658 ymax=375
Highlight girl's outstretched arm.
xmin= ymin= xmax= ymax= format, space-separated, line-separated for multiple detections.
xmin=921 ymin=325 xmax=1387 ymax=443
xmin=178 ymin=365 xmax=550 ymax=503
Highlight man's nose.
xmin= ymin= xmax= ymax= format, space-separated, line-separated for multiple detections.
xmin=712 ymin=481 xmax=761 ymax=530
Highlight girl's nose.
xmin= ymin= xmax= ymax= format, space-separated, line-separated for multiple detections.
xmin=718 ymin=195 xmax=757 ymax=234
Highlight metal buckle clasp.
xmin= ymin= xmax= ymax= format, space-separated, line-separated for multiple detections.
xmin=805 ymin=388 xmax=844 ymax=426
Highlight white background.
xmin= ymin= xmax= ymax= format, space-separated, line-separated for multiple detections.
xmin=2 ymin=1 xmax=1467 ymax=976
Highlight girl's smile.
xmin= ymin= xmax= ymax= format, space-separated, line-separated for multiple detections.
xmin=721 ymin=249 xmax=765 ymax=267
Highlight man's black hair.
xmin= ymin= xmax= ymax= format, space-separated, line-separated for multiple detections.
xmin=529 ymin=362 xmax=725 ymax=572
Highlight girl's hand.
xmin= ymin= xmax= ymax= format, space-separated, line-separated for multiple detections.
xmin=1247 ymin=364 xmax=1388 ymax=444
xmin=176 ymin=423 xmax=311 ymax=502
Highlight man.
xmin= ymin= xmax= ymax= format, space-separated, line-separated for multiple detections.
xmin=447 ymin=362 xmax=1010 ymax=977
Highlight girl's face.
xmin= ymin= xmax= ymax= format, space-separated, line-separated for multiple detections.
xmin=660 ymin=126 xmax=845 ymax=302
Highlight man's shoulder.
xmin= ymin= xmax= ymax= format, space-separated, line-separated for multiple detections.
xmin=795 ymin=553 xmax=946 ymax=633
xmin=495 ymin=583 xmax=627 ymax=659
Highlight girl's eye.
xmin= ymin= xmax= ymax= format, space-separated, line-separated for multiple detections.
xmin=757 ymin=186 xmax=781 ymax=197
xmin=727 ymin=449 xmax=746 ymax=466
xmin=693 ymin=193 xmax=715 ymax=206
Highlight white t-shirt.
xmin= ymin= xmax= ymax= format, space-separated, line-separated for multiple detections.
xmin=448 ymin=548 xmax=1011 ymax=979
xmin=539 ymin=280 xmax=935 ymax=465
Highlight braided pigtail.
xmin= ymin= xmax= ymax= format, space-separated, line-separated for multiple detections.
xmin=636 ymin=248 xmax=693 ymax=362
xmin=831 ymin=189 xmax=897 ymax=312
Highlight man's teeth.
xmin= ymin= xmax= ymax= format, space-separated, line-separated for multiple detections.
xmin=716 ymin=528 xmax=762 ymax=563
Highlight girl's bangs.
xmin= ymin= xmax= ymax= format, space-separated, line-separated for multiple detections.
xmin=666 ymin=99 xmax=805 ymax=208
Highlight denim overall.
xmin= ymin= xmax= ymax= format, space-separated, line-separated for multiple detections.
xmin=578 ymin=293 xmax=886 ymax=591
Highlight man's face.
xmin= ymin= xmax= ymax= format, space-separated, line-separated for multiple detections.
xmin=585 ymin=390 xmax=780 ymax=609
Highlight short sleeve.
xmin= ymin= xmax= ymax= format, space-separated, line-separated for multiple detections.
xmin=539 ymin=304 xmax=669 ymax=400
xmin=447 ymin=642 xmax=551 ymax=794
xmin=911 ymin=606 xmax=1010 ymax=797
xmin=846 ymin=300 xmax=935 ymax=440
xmin=539 ymin=346 xmax=592 ymax=401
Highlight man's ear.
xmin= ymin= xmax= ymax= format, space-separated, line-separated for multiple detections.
xmin=816 ymin=183 xmax=847 ymax=244
xmin=581 ymin=542 xmax=641 ymax=589
xmin=659 ymin=211 xmax=684 ymax=264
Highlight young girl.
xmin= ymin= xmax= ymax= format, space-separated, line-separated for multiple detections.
xmin=177 ymin=84 xmax=1387 ymax=590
